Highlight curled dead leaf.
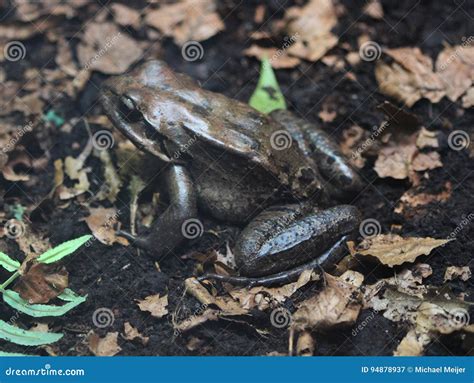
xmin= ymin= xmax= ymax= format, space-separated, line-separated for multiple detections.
xmin=136 ymin=294 xmax=169 ymax=318
xmin=356 ymin=234 xmax=451 ymax=267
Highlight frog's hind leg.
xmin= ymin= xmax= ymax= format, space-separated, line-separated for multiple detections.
xmin=270 ymin=110 xmax=363 ymax=198
xmin=199 ymin=235 xmax=348 ymax=287
xmin=118 ymin=164 xmax=198 ymax=259
xmin=199 ymin=204 xmax=360 ymax=286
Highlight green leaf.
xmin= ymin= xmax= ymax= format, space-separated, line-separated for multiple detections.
xmin=3 ymin=290 xmax=87 ymax=317
xmin=0 ymin=319 xmax=63 ymax=346
xmin=0 ymin=252 xmax=20 ymax=272
xmin=37 ymin=235 xmax=92 ymax=264
xmin=58 ymin=288 xmax=85 ymax=302
xmin=0 ymin=351 xmax=36 ymax=356
xmin=249 ymin=58 xmax=286 ymax=115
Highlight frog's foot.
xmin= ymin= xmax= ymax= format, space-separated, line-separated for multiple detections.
xmin=198 ymin=235 xmax=347 ymax=287
xmin=116 ymin=164 xmax=198 ymax=259
xmin=204 ymin=204 xmax=359 ymax=286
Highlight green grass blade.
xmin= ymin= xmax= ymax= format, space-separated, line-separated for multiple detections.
xmin=0 ymin=252 xmax=20 ymax=272
xmin=58 ymin=288 xmax=84 ymax=302
xmin=37 ymin=234 xmax=92 ymax=264
xmin=0 ymin=319 xmax=63 ymax=346
xmin=3 ymin=290 xmax=87 ymax=317
xmin=249 ymin=58 xmax=286 ymax=114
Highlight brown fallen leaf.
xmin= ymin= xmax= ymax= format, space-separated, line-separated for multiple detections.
xmin=122 ymin=322 xmax=149 ymax=345
xmin=111 ymin=3 xmax=141 ymax=29
xmin=444 ymin=266 xmax=471 ymax=282
xmin=436 ymin=45 xmax=474 ymax=102
xmin=462 ymin=87 xmax=474 ymax=108
xmin=284 ymin=0 xmax=339 ymax=62
xmin=291 ymin=270 xmax=364 ymax=331
xmin=84 ymin=207 xmax=128 ymax=246
xmin=14 ymin=263 xmax=68 ymax=304
xmin=395 ymin=181 xmax=451 ymax=215
xmin=394 ymin=328 xmax=431 ymax=356
xmin=356 ymin=234 xmax=451 ymax=267
xmin=363 ymin=0 xmax=384 ymax=19
xmin=77 ymin=22 xmax=143 ymax=74
xmin=244 ymin=45 xmax=301 ymax=69
xmin=416 ymin=127 xmax=439 ymax=149
xmin=136 ymin=294 xmax=169 ymax=318
xmin=145 ymin=0 xmax=224 ymax=45
xmin=87 ymin=331 xmax=122 ymax=356
xmin=296 ymin=331 xmax=315 ymax=356
xmin=374 ymin=143 xmax=442 ymax=181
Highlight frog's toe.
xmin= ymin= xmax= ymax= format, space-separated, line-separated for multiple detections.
xmin=234 ymin=204 xmax=360 ymax=277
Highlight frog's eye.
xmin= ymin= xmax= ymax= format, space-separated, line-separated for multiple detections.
xmin=119 ymin=95 xmax=143 ymax=123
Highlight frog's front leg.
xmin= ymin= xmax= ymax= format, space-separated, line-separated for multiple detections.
xmin=271 ymin=110 xmax=363 ymax=198
xmin=119 ymin=164 xmax=197 ymax=259
xmin=200 ymin=204 xmax=360 ymax=286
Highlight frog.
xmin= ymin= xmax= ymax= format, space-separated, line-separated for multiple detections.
xmin=100 ymin=60 xmax=363 ymax=286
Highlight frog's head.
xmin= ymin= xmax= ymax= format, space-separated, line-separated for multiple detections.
xmin=100 ymin=60 xmax=193 ymax=162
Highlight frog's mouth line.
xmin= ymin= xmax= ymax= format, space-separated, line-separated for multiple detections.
xmin=100 ymin=89 xmax=171 ymax=163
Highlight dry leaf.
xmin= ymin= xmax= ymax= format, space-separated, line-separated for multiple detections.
xmin=363 ymin=0 xmax=384 ymax=19
xmin=436 ymin=45 xmax=474 ymax=102
xmin=136 ymin=294 xmax=169 ymax=318
xmin=291 ymin=271 xmax=364 ymax=331
xmin=416 ymin=127 xmax=439 ymax=149
xmin=394 ymin=328 xmax=431 ymax=356
xmin=77 ymin=22 xmax=143 ymax=74
xmin=14 ymin=263 xmax=68 ymax=304
xmin=111 ymin=3 xmax=141 ymax=29
xmin=395 ymin=181 xmax=451 ymax=215
xmin=123 ymin=322 xmax=149 ymax=345
xmin=284 ymin=0 xmax=339 ymax=62
xmin=84 ymin=207 xmax=128 ymax=246
xmin=374 ymin=143 xmax=442 ymax=180
xmin=444 ymin=266 xmax=471 ymax=282
xmin=356 ymin=234 xmax=451 ymax=267
xmin=296 ymin=331 xmax=315 ymax=356
xmin=462 ymin=87 xmax=474 ymax=108
xmin=145 ymin=0 xmax=224 ymax=45
xmin=244 ymin=45 xmax=301 ymax=69
xmin=87 ymin=331 xmax=122 ymax=356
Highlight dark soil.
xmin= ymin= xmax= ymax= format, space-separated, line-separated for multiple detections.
xmin=1 ymin=0 xmax=473 ymax=356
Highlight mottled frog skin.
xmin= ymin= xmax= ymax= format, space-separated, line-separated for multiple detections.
xmin=100 ymin=60 xmax=362 ymax=285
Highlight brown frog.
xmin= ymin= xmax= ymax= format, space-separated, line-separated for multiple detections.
xmin=100 ymin=60 xmax=363 ymax=286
